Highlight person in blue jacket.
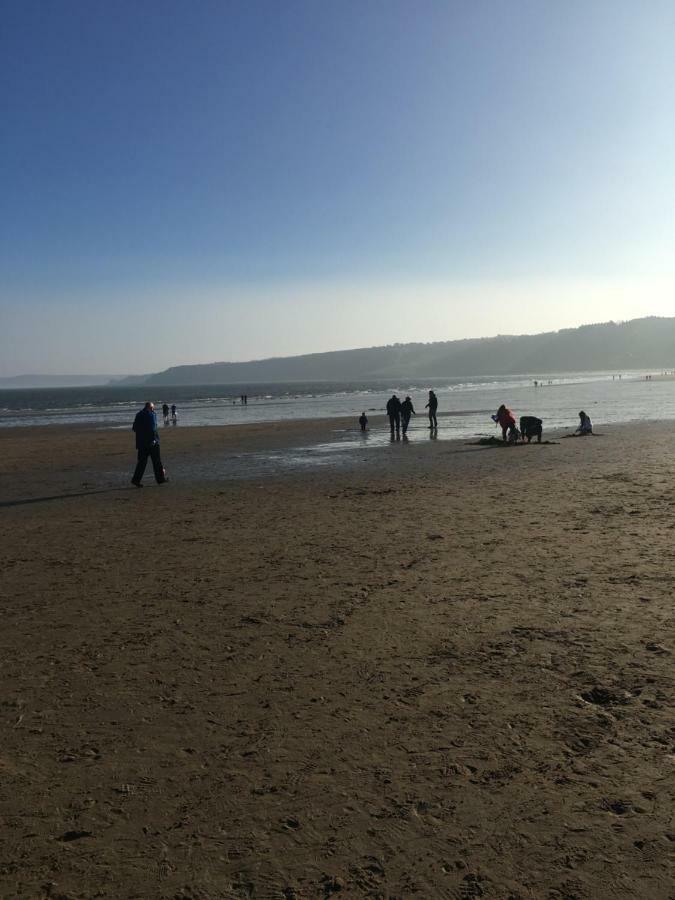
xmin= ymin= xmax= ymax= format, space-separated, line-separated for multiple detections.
xmin=131 ymin=402 xmax=168 ymax=487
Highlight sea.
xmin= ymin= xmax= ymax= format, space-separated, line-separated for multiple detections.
xmin=2 ymin=373 xmax=675 ymax=443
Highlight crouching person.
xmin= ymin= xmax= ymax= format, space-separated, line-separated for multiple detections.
xmin=520 ymin=415 xmax=543 ymax=443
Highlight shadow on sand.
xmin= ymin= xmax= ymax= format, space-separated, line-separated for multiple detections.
xmin=0 ymin=486 xmax=131 ymax=509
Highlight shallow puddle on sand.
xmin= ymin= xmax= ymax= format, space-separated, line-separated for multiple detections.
xmin=176 ymin=422 xmax=483 ymax=481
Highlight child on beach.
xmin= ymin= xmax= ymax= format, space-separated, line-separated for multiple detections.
xmin=359 ymin=412 xmax=368 ymax=432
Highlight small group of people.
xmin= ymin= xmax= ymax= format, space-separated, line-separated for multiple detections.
xmin=381 ymin=390 xmax=438 ymax=439
xmin=161 ymin=403 xmax=177 ymax=425
xmin=493 ymin=404 xmax=593 ymax=443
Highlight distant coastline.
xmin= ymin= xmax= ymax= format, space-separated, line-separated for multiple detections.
xmin=3 ymin=316 xmax=675 ymax=390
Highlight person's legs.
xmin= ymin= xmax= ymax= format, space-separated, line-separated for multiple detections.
xmin=432 ymin=412 xmax=437 ymax=428
xmin=389 ymin=414 xmax=395 ymax=436
xmin=401 ymin=413 xmax=409 ymax=434
xmin=395 ymin=414 xmax=401 ymax=437
xmin=149 ymin=444 xmax=167 ymax=483
xmin=132 ymin=449 xmax=149 ymax=484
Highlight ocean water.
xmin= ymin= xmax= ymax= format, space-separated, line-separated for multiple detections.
xmin=1 ymin=373 xmax=675 ymax=441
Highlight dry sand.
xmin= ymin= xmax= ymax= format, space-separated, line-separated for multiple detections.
xmin=0 ymin=421 xmax=674 ymax=899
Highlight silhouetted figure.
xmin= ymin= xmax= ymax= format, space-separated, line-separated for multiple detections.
xmin=401 ymin=396 xmax=416 ymax=434
xmin=386 ymin=394 xmax=402 ymax=439
xmin=132 ymin=402 xmax=168 ymax=487
xmin=359 ymin=412 xmax=368 ymax=432
xmin=162 ymin=403 xmax=170 ymax=425
xmin=494 ymin=404 xmax=517 ymax=442
xmin=575 ymin=411 xmax=593 ymax=435
xmin=171 ymin=404 xmax=177 ymax=424
xmin=425 ymin=390 xmax=438 ymax=428
xmin=520 ymin=415 xmax=543 ymax=443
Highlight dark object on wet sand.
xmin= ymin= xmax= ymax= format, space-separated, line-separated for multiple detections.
xmin=471 ymin=436 xmax=557 ymax=447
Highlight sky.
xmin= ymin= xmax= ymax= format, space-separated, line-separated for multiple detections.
xmin=1 ymin=0 xmax=674 ymax=375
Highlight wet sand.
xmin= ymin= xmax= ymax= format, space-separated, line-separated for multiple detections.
xmin=0 ymin=421 xmax=674 ymax=898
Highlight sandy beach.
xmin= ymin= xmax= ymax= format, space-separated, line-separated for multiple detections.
xmin=0 ymin=420 xmax=673 ymax=899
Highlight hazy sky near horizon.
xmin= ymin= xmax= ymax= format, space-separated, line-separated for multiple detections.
xmin=2 ymin=1 xmax=674 ymax=375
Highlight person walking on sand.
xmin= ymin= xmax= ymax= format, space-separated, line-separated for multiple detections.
xmin=171 ymin=403 xmax=177 ymax=423
xmin=131 ymin=402 xmax=169 ymax=487
xmin=162 ymin=403 xmax=169 ymax=425
xmin=425 ymin=390 xmax=438 ymax=428
xmin=401 ymin=396 xmax=416 ymax=435
xmin=359 ymin=412 xmax=368 ymax=432
xmin=386 ymin=394 xmax=402 ymax=439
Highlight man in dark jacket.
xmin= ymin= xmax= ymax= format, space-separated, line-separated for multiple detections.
xmin=400 ymin=396 xmax=416 ymax=435
xmin=131 ymin=402 xmax=168 ymax=487
xmin=386 ymin=394 xmax=402 ymax=439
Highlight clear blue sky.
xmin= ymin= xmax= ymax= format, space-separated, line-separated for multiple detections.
xmin=2 ymin=0 xmax=674 ymax=374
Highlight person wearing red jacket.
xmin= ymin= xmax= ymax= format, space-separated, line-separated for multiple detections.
xmin=495 ymin=404 xmax=517 ymax=442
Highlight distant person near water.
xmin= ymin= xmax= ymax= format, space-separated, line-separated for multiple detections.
xmin=494 ymin=405 xmax=518 ymax=442
xmin=401 ymin=396 xmax=416 ymax=435
xmin=359 ymin=412 xmax=368 ymax=432
xmin=131 ymin=402 xmax=168 ymax=487
xmin=575 ymin=411 xmax=593 ymax=435
xmin=162 ymin=403 xmax=170 ymax=425
xmin=386 ymin=394 xmax=402 ymax=439
xmin=425 ymin=390 xmax=438 ymax=428
xmin=171 ymin=404 xmax=177 ymax=424
xmin=520 ymin=415 xmax=543 ymax=443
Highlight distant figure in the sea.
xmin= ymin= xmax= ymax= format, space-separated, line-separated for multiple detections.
xmin=425 ymin=390 xmax=438 ymax=429
xmin=575 ymin=411 xmax=593 ymax=435
xmin=171 ymin=404 xmax=177 ymax=424
xmin=386 ymin=394 xmax=402 ymax=439
xmin=359 ymin=412 xmax=368 ymax=432
xmin=401 ymin=396 xmax=416 ymax=435
xmin=494 ymin=405 xmax=517 ymax=442
xmin=520 ymin=415 xmax=543 ymax=443
xmin=162 ymin=403 xmax=170 ymax=425
xmin=131 ymin=402 xmax=168 ymax=487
